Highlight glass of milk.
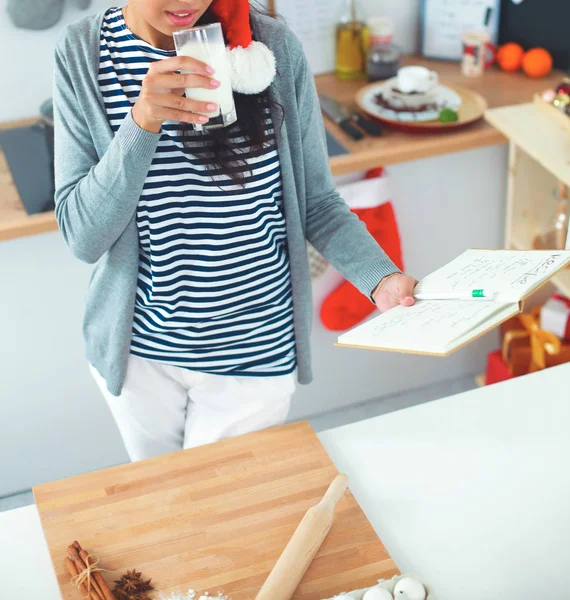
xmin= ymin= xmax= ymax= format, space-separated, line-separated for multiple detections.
xmin=173 ymin=23 xmax=237 ymax=131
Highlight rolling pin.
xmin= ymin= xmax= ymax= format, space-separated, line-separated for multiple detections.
xmin=255 ymin=474 xmax=349 ymax=600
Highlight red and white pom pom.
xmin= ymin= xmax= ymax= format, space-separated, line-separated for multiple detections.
xmin=210 ymin=0 xmax=276 ymax=95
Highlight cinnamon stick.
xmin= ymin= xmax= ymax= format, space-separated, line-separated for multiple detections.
xmin=65 ymin=556 xmax=101 ymax=600
xmin=78 ymin=550 xmax=106 ymax=598
xmin=67 ymin=545 xmax=102 ymax=600
xmin=74 ymin=541 xmax=116 ymax=600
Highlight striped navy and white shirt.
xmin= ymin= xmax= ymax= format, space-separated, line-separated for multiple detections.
xmin=98 ymin=7 xmax=296 ymax=376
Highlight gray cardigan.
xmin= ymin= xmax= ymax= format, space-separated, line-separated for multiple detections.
xmin=53 ymin=9 xmax=397 ymax=396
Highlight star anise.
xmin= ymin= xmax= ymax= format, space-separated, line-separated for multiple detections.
xmin=113 ymin=569 xmax=154 ymax=600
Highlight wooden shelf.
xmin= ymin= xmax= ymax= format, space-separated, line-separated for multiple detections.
xmin=485 ymin=102 xmax=570 ymax=188
xmin=511 ymin=235 xmax=570 ymax=297
xmin=498 ymin=134 xmax=570 ymax=298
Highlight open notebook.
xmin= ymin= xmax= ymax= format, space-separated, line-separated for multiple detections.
xmin=337 ymin=250 xmax=570 ymax=356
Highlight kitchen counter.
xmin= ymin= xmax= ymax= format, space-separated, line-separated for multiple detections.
xmin=0 ymin=118 xmax=56 ymax=241
xmin=0 ymin=58 xmax=563 ymax=242
xmin=2 ymin=363 xmax=570 ymax=599
xmin=320 ymin=56 xmax=563 ymax=175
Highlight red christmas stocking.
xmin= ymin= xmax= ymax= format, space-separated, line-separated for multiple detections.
xmin=320 ymin=200 xmax=404 ymax=331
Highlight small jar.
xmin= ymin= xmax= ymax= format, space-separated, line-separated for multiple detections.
xmin=368 ymin=16 xmax=393 ymax=46
xmin=367 ymin=17 xmax=401 ymax=82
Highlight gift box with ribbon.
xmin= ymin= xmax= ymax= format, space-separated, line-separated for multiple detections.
xmin=486 ymin=307 xmax=570 ymax=385
xmin=540 ymin=293 xmax=570 ymax=342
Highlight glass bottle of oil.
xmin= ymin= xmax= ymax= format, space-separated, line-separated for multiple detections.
xmin=336 ymin=0 xmax=369 ymax=81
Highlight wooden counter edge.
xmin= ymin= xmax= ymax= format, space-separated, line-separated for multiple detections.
xmin=329 ymin=125 xmax=507 ymax=176
xmin=1 ymin=111 xmax=509 ymax=243
xmin=0 ymin=117 xmax=58 ymax=242
xmin=0 ymin=211 xmax=58 ymax=242
xmin=1 ymin=122 xmax=507 ymax=241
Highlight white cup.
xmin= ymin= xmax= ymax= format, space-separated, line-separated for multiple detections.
xmin=461 ymin=31 xmax=498 ymax=77
xmin=397 ymin=66 xmax=439 ymax=94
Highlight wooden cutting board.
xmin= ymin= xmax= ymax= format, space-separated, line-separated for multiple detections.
xmin=34 ymin=421 xmax=398 ymax=600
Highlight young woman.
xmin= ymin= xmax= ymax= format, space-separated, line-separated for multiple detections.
xmin=53 ymin=0 xmax=416 ymax=462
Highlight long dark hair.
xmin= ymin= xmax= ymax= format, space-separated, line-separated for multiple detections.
xmin=184 ymin=3 xmax=283 ymax=184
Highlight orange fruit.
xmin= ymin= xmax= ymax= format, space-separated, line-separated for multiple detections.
xmin=497 ymin=43 xmax=524 ymax=72
xmin=522 ymin=48 xmax=553 ymax=78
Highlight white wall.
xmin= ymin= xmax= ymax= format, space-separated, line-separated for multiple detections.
xmin=360 ymin=0 xmax=421 ymax=54
xmin=0 ymin=234 xmax=129 ymax=495
xmin=0 ymin=0 xmax=120 ymax=121
xmin=0 ymin=0 xmax=421 ymax=121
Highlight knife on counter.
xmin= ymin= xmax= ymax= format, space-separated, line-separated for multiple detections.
xmin=318 ymin=94 xmax=383 ymax=141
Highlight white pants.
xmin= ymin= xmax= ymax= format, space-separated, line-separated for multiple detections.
xmin=90 ymin=355 xmax=296 ymax=462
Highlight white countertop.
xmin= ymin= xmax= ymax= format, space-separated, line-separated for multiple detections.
xmin=320 ymin=363 xmax=570 ymax=600
xmin=2 ymin=364 xmax=570 ymax=600
xmin=0 ymin=503 xmax=60 ymax=596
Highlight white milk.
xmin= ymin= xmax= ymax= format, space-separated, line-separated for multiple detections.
xmin=178 ymin=39 xmax=234 ymax=118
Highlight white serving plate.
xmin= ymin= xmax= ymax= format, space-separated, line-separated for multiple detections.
xmin=361 ymin=79 xmax=462 ymax=123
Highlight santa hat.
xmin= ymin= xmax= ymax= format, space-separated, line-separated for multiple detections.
xmin=209 ymin=0 xmax=276 ymax=95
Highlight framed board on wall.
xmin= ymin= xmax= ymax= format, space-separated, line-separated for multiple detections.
xmin=275 ymin=0 xmax=340 ymax=75
xmin=421 ymin=0 xmax=501 ymax=61
xmin=499 ymin=0 xmax=570 ymax=70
